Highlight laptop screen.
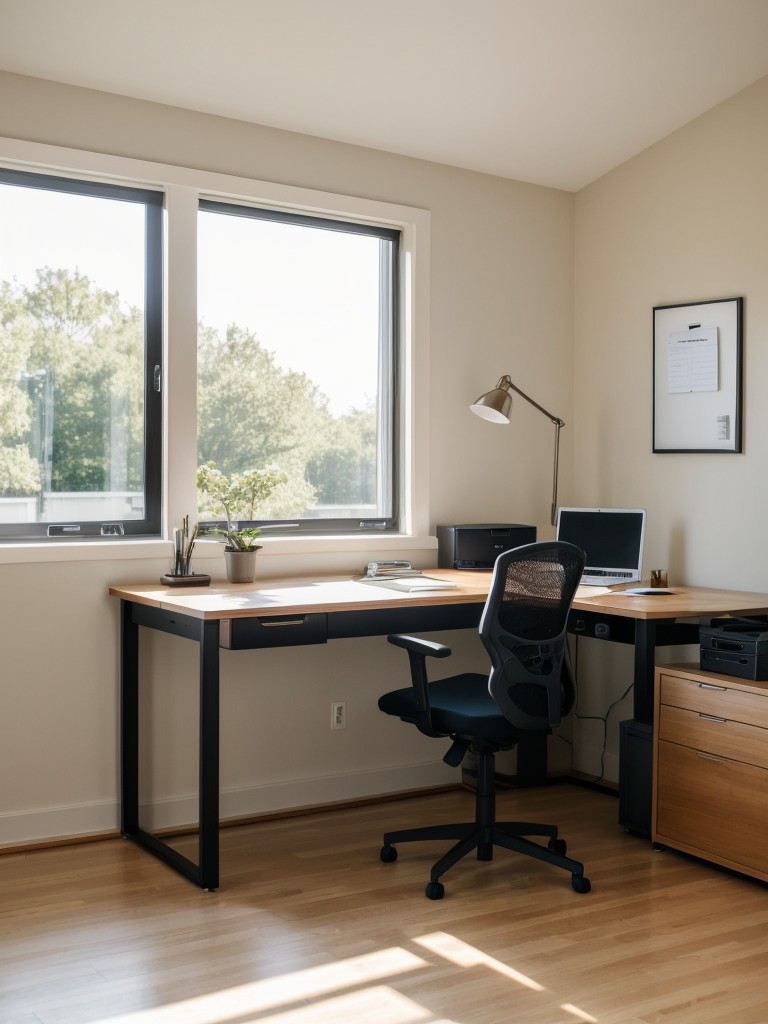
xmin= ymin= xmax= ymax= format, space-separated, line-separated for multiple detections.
xmin=555 ymin=507 xmax=646 ymax=584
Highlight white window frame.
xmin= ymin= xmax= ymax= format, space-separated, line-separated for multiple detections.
xmin=0 ymin=136 xmax=431 ymax=566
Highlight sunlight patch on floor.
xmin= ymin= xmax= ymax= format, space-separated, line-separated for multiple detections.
xmin=414 ymin=931 xmax=599 ymax=1023
xmin=561 ymin=1002 xmax=599 ymax=1023
xmin=414 ymin=932 xmax=545 ymax=992
xmin=93 ymin=948 xmax=426 ymax=1024
xmin=89 ymin=931 xmax=600 ymax=1024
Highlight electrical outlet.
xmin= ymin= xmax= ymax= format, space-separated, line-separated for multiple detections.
xmin=331 ymin=701 xmax=346 ymax=730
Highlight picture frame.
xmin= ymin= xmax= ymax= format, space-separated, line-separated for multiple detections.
xmin=653 ymin=297 xmax=743 ymax=453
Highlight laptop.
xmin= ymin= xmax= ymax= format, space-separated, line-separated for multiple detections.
xmin=555 ymin=507 xmax=647 ymax=586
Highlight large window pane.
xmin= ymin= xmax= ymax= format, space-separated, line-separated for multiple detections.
xmin=197 ymin=202 xmax=399 ymax=533
xmin=0 ymin=170 xmax=162 ymax=539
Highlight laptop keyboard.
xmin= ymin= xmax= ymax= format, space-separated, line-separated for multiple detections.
xmin=581 ymin=570 xmax=635 ymax=586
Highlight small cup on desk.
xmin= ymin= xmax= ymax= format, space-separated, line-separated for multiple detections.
xmin=650 ymin=569 xmax=668 ymax=589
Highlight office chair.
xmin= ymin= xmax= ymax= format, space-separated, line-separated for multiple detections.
xmin=377 ymin=541 xmax=591 ymax=899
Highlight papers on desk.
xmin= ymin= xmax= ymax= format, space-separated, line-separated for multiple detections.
xmin=576 ymin=584 xmax=675 ymax=598
xmin=575 ymin=585 xmax=613 ymax=598
xmin=360 ymin=575 xmax=457 ymax=592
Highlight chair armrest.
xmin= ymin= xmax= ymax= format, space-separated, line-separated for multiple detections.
xmin=386 ymin=634 xmax=452 ymax=737
xmin=387 ymin=634 xmax=451 ymax=658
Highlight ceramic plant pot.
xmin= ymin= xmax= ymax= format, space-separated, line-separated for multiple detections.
xmin=224 ymin=548 xmax=258 ymax=583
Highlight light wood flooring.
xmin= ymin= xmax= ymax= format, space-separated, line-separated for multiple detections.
xmin=2 ymin=784 xmax=768 ymax=1024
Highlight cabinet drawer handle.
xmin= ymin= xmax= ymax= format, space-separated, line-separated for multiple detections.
xmin=699 ymin=713 xmax=727 ymax=723
xmin=698 ymin=682 xmax=727 ymax=691
xmin=696 ymin=750 xmax=728 ymax=763
xmin=260 ymin=617 xmax=307 ymax=627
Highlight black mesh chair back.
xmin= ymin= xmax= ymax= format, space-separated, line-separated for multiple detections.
xmin=480 ymin=541 xmax=585 ymax=732
xmin=377 ymin=540 xmax=591 ymax=900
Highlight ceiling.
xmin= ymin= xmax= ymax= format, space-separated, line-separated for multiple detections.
xmin=2 ymin=0 xmax=768 ymax=191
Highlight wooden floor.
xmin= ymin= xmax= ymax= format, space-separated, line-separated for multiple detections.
xmin=3 ymin=785 xmax=768 ymax=1024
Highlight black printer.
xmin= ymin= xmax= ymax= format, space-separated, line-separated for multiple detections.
xmin=699 ymin=619 xmax=768 ymax=681
xmin=437 ymin=523 xmax=536 ymax=570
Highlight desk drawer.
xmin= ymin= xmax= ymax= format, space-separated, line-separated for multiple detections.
xmin=220 ymin=613 xmax=327 ymax=649
xmin=328 ymin=603 xmax=483 ymax=639
xmin=659 ymin=674 xmax=768 ymax=729
xmin=659 ymin=704 xmax=768 ymax=769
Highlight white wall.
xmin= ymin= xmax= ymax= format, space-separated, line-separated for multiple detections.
xmin=572 ymin=74 xmax=768 ymax=778
xmin=0 ymin=73 xmax=574 ymax=845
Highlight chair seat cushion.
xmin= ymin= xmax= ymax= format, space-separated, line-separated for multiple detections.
xmin=378 ymin=672 xmax=520 ymax=742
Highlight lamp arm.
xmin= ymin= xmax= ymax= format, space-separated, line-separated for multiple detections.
xmin=551 ymin=420 xmax=561 ymax=527
xmin=500 ymin=375 xmax=565 ymax=428
xmin=498 ymin=375 xmax=564 ymax=527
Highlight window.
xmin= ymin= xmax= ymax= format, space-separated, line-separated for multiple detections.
xmin=0 ymin=137 xmax=428 ymax=558
xmin=0 ymin=168 xmax=162 ymax=540
xmin=196 ymin=201 xmax=400 ymax=534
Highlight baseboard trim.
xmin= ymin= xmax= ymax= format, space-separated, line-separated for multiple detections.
xmin=0 ymin=783 xmax=461 ymax=856
xmin=0 ymin=761 xmax=457 ymax=853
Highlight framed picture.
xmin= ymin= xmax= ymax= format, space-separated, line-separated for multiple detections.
xmin=653 ymin=297 xmax=743 ymax=453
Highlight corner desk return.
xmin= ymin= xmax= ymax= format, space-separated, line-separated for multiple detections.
xmin=109 ymin=571 xmax=768 ymax=890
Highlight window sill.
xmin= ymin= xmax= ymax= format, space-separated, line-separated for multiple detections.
xmin=0 ymin=533 xmax=437 ymax=566
xmin=0 ymin=538 xmax=172 ymax=565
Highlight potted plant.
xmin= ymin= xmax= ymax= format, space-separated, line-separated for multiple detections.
xmin=197 ymin=462 xmax=286 ymax=583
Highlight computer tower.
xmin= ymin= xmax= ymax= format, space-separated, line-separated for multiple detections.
xmin=618 ymin=719 xmax=653 ymax=837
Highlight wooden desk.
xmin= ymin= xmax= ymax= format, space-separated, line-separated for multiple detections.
xmin=567 ymin=584 xmax=768 ymax=723
xmin=110 ymin=572 xmax=768 ymax=889
xmin=111 ymin=570 xmax=490 ymax=891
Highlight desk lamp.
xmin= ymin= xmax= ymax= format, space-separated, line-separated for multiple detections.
xmin=470 ymin=374 xmax=565 ymax=526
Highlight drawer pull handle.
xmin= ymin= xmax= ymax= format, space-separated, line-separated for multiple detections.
xmin=699 ymin=713 xmax=727 ymax=723
xmin=696 ymin=750 xmax=728 ymax=763
xmin=260 ymin=617 xmax=306 ymax=627
xmin=698 ymin=682 xmax=727 ymax=691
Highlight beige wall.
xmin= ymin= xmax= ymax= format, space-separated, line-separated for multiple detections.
xmin=0 ymin=72 xmax=574 ymax=845
xmin=572 ymin=75 xmax=768 ymax=777
xmin=4 ymin=67 xmax=765 ymax=844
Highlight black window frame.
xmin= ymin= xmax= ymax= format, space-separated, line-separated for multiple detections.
xmin=0 ymin=168 xmax=163 ymax=541
xmin=197 ymin=199 xmax=401 ymax=535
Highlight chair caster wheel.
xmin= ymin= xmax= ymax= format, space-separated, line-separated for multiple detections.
xmin=380 ymin=844 xmax=397 ymax=863
xmin=548 ymin=837 xmax=567 ymax=855
xmin=425 ymin=880 xmax=445 ymax=900
xmin=572 ymin=874 xmax=591 ymax=894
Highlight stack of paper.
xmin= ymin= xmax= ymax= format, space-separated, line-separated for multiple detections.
xmin=361 ymin=574 xmax=457 ymax=592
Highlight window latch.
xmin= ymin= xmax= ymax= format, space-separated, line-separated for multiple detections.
xmin=153 ymin=365 xmax=162 ymax=393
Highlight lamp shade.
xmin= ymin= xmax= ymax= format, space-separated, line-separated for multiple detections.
xmin=470 ymin=383 xmax=512 ymax=423
xmin=469 ymin=373 xmax=564 ymax=526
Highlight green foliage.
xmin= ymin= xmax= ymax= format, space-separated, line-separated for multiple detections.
xmin=197 ymin=462 xmax=287 ymax=549
xmin=0 ymin=283 xmax=40 ymax=494
xmin=221 ymin=527 xmax=262 ymax=552
xmin=0 ymin=268 xmax=144 ymax=496
xmin=28 ymin=269 xmax=144 ymax=492
xmin=306 ymin=403 xmax=377 ymax=504
xmin=1 ymin=267 xmax=380 ymax=515
xmin=197 ymin=323 xmax=325 ymax=475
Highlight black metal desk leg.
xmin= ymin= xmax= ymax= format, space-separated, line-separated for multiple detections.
xmin=197 ymin=618 xmax=221 ymax=891
xmin=633 ymin=619 xmax=657 ymax=725
xmin=119 ymin=603 xmax=222 ymax=890
xmin=120 ymin=600 xmax=140 ymax=836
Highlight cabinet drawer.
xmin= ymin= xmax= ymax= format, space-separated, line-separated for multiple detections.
xmin=659 ymin=674 xmax=768 ymax=729
xmin=655 ymin=739 xmax=768 ymax=875
xmin=659 ymin=704 xmax=768 ymax=769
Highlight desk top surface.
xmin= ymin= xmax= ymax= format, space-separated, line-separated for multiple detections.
xmin=109 ymin=570 xmax=768 ymax=623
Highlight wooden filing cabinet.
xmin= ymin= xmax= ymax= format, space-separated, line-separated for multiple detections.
xmin=653 ymin=662 xmax=768 ymax=883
